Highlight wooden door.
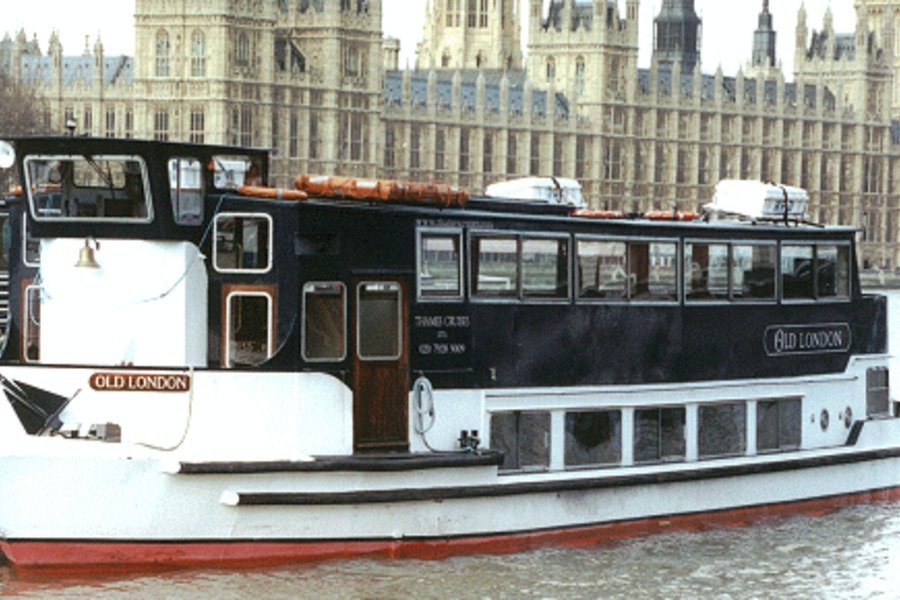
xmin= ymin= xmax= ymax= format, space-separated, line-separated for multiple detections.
xmin=352 ymin=279 xmax=409 ymax=453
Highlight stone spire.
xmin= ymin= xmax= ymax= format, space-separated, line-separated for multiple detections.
xmin=752 ymin=0 xmax=777 ymax=68
xmin=653 ymin=0 xmax=702 ymax=74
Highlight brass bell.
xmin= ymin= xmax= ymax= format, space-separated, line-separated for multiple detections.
xmin=75 ymin=239 xmax=100 ymax=268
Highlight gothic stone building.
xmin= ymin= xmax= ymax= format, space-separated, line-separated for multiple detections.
xmin=2 ymin=0 xmax=900 ymax=270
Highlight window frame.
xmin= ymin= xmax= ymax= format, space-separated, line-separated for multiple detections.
xmin=468 ymin=230 xmax=571 ymax=304
xmin=416 ymin=228 xmax=464 ymax=302
xmin=356 ymin=281 xmax=403 ymax=361
xmin=23 ymin=154 xmax=154 ymax=224
xmin=301 ymin=281 xmax=348 ymax=363
xmin=213 ymin=212 xmax=274 ymax=275
xmin=22 ymin=282 xmax=41 ymax=363
xmin=683 ymin=238 xmax=732 ymax=304
xmin=168 ymin=157 xmax=204 ymax=226
xmin=729 ymin=240 xmax=778 ymax=303
xmin=223 ymin=288 xmax=274 ymax=368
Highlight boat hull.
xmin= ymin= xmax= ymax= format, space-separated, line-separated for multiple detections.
xmin=1 ymin=450 xmax=898 ymax=569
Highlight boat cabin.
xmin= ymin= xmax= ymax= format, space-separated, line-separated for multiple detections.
xmin=0 ymin=136 xmax=888 ymax=455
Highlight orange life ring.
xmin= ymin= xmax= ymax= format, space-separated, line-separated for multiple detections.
xmin=572 ymin=209 xmax=625 ymax=219
xmin=238 ymin=185 xmax=307 ymax=201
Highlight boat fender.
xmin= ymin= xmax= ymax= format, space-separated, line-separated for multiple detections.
xmin=413 ymin=376 xmax=435 ymax=435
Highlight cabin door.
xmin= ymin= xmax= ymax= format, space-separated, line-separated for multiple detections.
xmin=352 ymin=278 xmax=409 ymax=453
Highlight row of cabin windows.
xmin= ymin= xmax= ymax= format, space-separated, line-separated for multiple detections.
xmin=419 ymin=231 xmax=852 ymax=303
xmin=491 ymin=366 xmax=891 ymax=473
xmin=491 ymin=397 xmax=811 ymax=473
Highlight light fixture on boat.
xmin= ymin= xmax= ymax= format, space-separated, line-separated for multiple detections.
xmin=75 ymin=239 xmax=101 ymax=269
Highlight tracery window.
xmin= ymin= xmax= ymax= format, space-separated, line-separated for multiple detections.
xmin=155 ymin=31 xmax=170 ymax=77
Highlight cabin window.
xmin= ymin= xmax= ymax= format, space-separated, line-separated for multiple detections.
xmin=225 ymin=291 xmax=273 ymax=367
xmin=471 ymin=236 xmax=518 ymax=298
xmin=732 ymin=243 xmax=777 ymax=300
xmin=781 ymin=244 xmax=814 ymax=300
xmin=212 ymin=155 xmax=260 ymax=190
xmin=816 ymin=244 xmax=850 ymax=299
xmin=576 ymin=239 xmax=627 ymax=300
xmin=698 ymin=402 xmax=746 ymax=458
xmin=490 ymin=411 xmax=550 ymax=472
xmin=684 ymin=242 xmax=729 ymax=301
xmin=418 ymin=232 xmax=462 ymax=299
xmin=22 ymin=221 xmax=39 ymax=267
xmin=214 ymin=214 xmax=272 ymax=273
xmin=357 ymin=282 xmax=401 ymax=360
xmin=866 ymin=367 xmax=890 ymax=416
xmin=564 ymin=410 xmax=621 ymax=467
xmin=634 ymin=407 xmax=686 ymax=463
xmin=168 ymin=158 xmax=204 ymax=225
xmin=756 ymin=397 xmax=801 ymax=453
xmin=23 ymin=284 xmax=40 ymax=363
xmin=628 ymin=241 xmax=677 ymax=301
xmin=302 ymin=282 xmax=346 ymax=362
xmin=522 ymin=237 xmax=569 ymax=299
xmin=24 ymin=155 xmax=152 ymax=222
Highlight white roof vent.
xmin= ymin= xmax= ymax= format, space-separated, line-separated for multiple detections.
xmin=485 ymin=177 xmax=586 ymax=209
xmin=708 ymin=180 xmax=808 ymax=221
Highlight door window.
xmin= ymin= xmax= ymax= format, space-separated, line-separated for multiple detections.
xmin=357 ymin=282 xmax=401 ymax=360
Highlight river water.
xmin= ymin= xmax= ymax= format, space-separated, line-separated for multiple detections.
xmin=1 ymin=292 xmax=898 ymax=599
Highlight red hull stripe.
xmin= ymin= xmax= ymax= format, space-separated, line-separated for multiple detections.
xmin=3 ymin=486 xmax=899 ymax=570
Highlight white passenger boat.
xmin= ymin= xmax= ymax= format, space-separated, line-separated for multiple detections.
xmin=0 ymin=136 xmax=896 ymax=569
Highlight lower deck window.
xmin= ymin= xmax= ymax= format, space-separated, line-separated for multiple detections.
xmin=565 ymin=410 xmax=621 ymax=467
xmin=699 ymin=402 xmax=746 ymax=458
xmin=490 ymin=411 xmax=550 ymax=472
xmin=629 ymin=241 xmax=677 ymax=301
xmin=866 ymin=367 xmax=890 ymax=416
xmin=225 ymin=292 xmax=272 ymax=367
xmin=756 ymin=397 xmax=801 ymax=452
xmin=634 ymin=407 xmax=685 ymax=463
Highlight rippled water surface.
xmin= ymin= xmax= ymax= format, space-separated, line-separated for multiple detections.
xmin=1 ymin=292 xmax=898 ymax=598
xmin=1 ymin=503 xmax=898 ymax=599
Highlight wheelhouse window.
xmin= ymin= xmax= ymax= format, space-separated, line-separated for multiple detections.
xmin=490 ymin=411 xmax=550 ymax=472
xmin=634 ymin=407 xmax=686 ymax=463
xmin=168 ymin=158 xmax=203 ymax=225
xmin=564 ymin=410 xmax=621 ymax=468
xmin=577 ymin=239 xmax=627 ymax=300
xmin=684 ymin=242 xmax=729 ymax=301
xmin=781 ymin=244 xmax=814 ymax=300
xmin=470 ymin=233 xmax=570 ymax=301
xmin=302 ymin=282 xmax=346 ymax=362
xmin=732 ymin=243 xmax=776 ymax=300
xmin=756 ymin=397 xmax=801 ymax=453
xmin=225 ymin=291 xmax=273 ymax=367
xmin=357 ymin=282 xmax=401 ymax=360
xmin=24 ymin=155 xmax=151 ymax=222
xmin=418 ymin=231 xmax=462 ymax=299
xmin=213 ymin=155 xmax=261 ymax=190
xmin=698 ymin=402 xmax=746 ymax=458
xmin=214 ymin=214 xmax=272 ymax=273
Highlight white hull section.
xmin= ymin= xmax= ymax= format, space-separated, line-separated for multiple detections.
xmin=0 ymin=359 xmax=898 ymax=567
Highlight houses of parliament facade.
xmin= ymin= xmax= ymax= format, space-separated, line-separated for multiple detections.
xmin=2 ymin=0 xmax=900 ymax=270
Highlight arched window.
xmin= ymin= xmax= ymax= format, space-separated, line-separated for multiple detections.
xmin=546 ymin=58 xmax=555 ymax=83
xmin=441 ymin=51 xmax=451 ymax=68
xmin=235 ymin=33 xmax=250 ymax=68
xmin=575 ymin=56 xmax=585 ymax=96
xmin=191 ymin=31 xmax=206 ymax=77
xmin=155 ymin=31 xmax=170 ymax=77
